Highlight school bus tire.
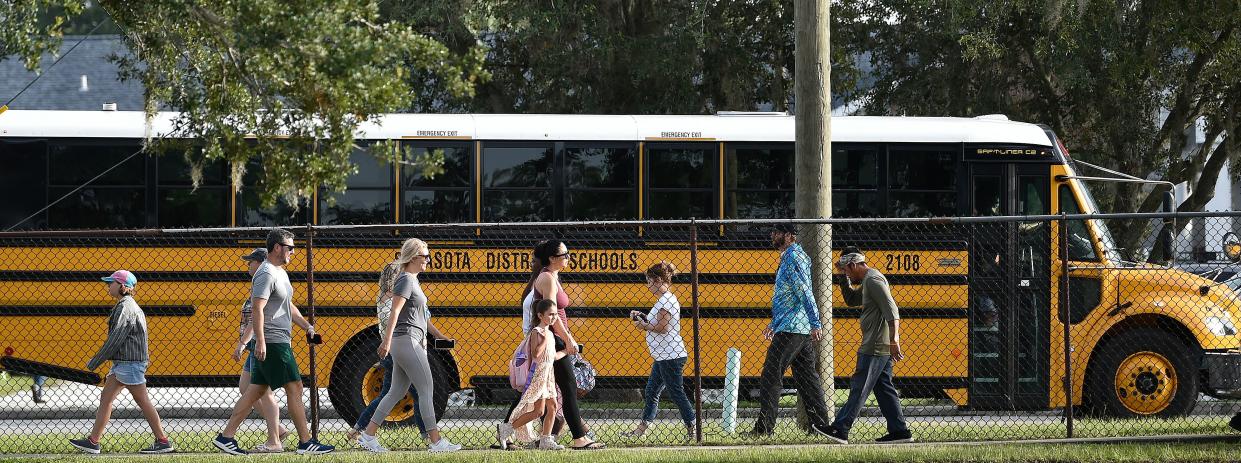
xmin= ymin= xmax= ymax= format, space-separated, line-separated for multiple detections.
xmin=328 ymin=332 xmax=456 ymax=427
xmin=1086 ymin=329 xmax=1199 ymax=418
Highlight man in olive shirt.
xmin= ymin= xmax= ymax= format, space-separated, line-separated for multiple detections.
xmin=824 ymin=249 xmax=912 ymax=444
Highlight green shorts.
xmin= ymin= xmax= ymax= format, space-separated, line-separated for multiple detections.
xmin=250 ymin=343 xmax=302 ymax=387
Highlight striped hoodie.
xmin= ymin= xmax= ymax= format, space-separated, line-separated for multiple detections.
xmin=87 ymin=295 xmax=149 ymax=370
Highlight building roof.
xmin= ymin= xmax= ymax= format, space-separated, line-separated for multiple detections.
xmin=0 ymin=35 xmax=144 ymax=111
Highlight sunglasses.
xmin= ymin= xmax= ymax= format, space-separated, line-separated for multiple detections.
xmin=552 ymin=252 xmax=570 ymax=258
xmin=278 ymin=243 xmax=296 ymax=251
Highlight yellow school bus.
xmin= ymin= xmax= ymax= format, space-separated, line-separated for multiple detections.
xmin=0 ymin=110 xmax=1238 ymax=424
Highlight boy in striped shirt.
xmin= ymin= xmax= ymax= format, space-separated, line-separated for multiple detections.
xmin=70 ymin=270 xmax=174 ymax=454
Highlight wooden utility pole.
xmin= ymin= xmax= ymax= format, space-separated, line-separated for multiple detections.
xmin=794 ymin=0 xmax=834 ymax=424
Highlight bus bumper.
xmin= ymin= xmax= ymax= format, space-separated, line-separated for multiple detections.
xmin=1203 ymin=351 xmax=1241 ymax=399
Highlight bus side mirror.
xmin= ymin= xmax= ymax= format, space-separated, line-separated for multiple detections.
xmin=1223 ymin=232 xmax=1241 ymax=262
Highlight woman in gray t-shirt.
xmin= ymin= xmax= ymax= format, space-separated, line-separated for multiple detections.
xmin=357 ymin=238 xmax=461 ymax=453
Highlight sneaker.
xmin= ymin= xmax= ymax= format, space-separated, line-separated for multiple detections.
xmin=139 ymin=439 xmax=175 ymax=454
xmin=1230 ymin=413 xmax=1241 ymax=433
xmin=538 ymin=435 xmax=564 ymax=450
xmin=816 ymin=424 xmax=848 ymax=444
xmin=428 ymin=437 xmax=462 ymax=453
xmin=296 ymin=438 xmax=335 ymax=455
xmin=31 ymin=385 xmax=46 ymax=404
xmin=357 ymin=433 xmax=388 ymax=453
xmin=69 ymin=437 xmax=100 ymax=454
xmin=497 ymin=423 xmax=515 ymax=449
xmin=875 ymin=430 xmax=914 ymax=443
xmin=213 ymin=434 xmax=247 ymax=456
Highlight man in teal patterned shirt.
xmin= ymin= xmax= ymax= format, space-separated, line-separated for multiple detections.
xmin=747 ymin=223 xmax=832 ymax=438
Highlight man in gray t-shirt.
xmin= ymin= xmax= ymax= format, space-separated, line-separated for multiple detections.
xmin=250 ymin=261 xmax=293 ymax=344
xmin=824 ymin=249 xmax=912 ymax=444
xmin=852 ymin=268 xmax=900 ymax=357
xmin=216 ymin=228 xmax=334 ymax=455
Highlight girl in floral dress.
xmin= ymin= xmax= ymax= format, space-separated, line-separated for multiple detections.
xmin=498 ymin=299 xmax=564 ymax=450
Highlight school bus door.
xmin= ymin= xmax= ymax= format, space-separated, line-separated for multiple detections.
xmin=968 ymin=163 xmax=1052 ymax=410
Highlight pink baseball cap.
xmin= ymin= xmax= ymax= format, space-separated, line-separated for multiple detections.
xmin=101 ymin=270 xmax=137 ymax=288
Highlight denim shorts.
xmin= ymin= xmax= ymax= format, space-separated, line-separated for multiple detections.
xmin=243 ymin=340 xmax=258 ymax=374
xmin=107 ymin=360 xmax=149 ymax=386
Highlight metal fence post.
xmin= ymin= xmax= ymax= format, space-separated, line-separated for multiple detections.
xmin=306 ymin=223 xmax=320 ymax=439
xmin=690 ymin=219 xmax=703 ymax=443
xmin=1059 ymin=214 xmax=1073 ymax=438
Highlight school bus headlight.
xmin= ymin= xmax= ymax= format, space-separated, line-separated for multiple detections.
xmin=1205 ymin=315 xmax=1237 ymax=337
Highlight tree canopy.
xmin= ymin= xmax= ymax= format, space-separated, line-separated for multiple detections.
xmin=833 ymin=0 xmax=1239 ymax=258
xmin=2 ymin=0 xmax=487 ymax=208
xmin=4 ymin=0 xmax=1236 ymax=246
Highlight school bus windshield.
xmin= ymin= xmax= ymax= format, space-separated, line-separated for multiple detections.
xmin=1076 ymin=182 xmax=1124 ymax=264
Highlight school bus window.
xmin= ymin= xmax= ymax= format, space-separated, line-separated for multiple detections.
xmin=1019 ymin=177 xmax=1048 ymax=215
xmin=888 ymin=147 xmax=957 ymax=217
xmin=1067 ymin=277 xmax=1103 ymax=324
xmin=481 ymin=143 xmax=553 ymax=222
xmin=833 ymin=146 xmax=881 ymax=217
xmin=725 ymin=144 xmax=794 ymax=221
xmin=403 ymin=143 xmax=472 ymax=224
xmin=833 ymin=192 xmax=880 ymax=218
xmin=832 ymin=146 xmax=879 ymax=189
xmin=1059 ymin=184 xmax=1099 ymax=261
xmin=49 ymin=142 xmax=145 ymax=185
xmin=0 ymin=140 xmax=48 ymax=230
xmin=564 ymin=145 xmax=637 ymax=220
xmin=648 ymin=145 xmax=715 ymax=219
xmin=238 ymin=158 xmax=312 ymax=227
xmin=157 ymin=147 xmax=229 ymax=228
xmin=319 ymin=146 xmax=393 ymax=225
xmin=405 ymin=191 xmax=471 ymax=224
xmin=404 ymin=144 xmax=472 ymax=188
xmin=48 ymin=142 xmax=147 ymax=229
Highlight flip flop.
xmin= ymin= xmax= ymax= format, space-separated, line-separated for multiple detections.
xmin=251 ymin=443 xmax=284 ymax=453
xmin=571 ymin=441 xmax=606 ymax=450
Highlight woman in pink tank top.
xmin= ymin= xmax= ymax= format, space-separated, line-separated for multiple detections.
xmin=498 ymin=240 xmax=605 ymax=450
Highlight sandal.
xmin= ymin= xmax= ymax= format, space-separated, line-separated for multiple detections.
xmin=571 ymin=441 xmax=606 ymax=450
xmin=489 ymin=442 xmax=520 ymax=451
xmin=251 ymin=443 xmax=284 ymax=453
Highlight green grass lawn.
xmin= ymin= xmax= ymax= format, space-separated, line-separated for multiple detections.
xmin=0 ymin=416 xmax=1233 ymax=455
xmin=2 ymin=442 xmax=1239 ymax=463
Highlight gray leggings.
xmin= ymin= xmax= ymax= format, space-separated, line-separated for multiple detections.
xmin=370 ymin=334 xmax=437 ymax=432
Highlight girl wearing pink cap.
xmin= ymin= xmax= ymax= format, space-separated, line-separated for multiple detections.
xmin=69 ymin=270 xmax=174 ymax=454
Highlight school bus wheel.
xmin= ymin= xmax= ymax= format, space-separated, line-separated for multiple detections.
xmin=328 ymin=331 xmax=456 ymax=427
xmin=1087 ymin=329 xmax=1200 ymax=418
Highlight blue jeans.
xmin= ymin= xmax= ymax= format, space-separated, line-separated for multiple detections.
xmin=642 ymin=356 xmax=696 ymax=427
xmin=33 ymin=375 xmax=46 ymax=387
xmin=831 ymin=353 xmax=908 ymax=436
xmin=353 ymin=355 xmax=427 ymax=436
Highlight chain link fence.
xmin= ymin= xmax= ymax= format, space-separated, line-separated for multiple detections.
xmin=0 ymin=212 xmax=1239 ymax=453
